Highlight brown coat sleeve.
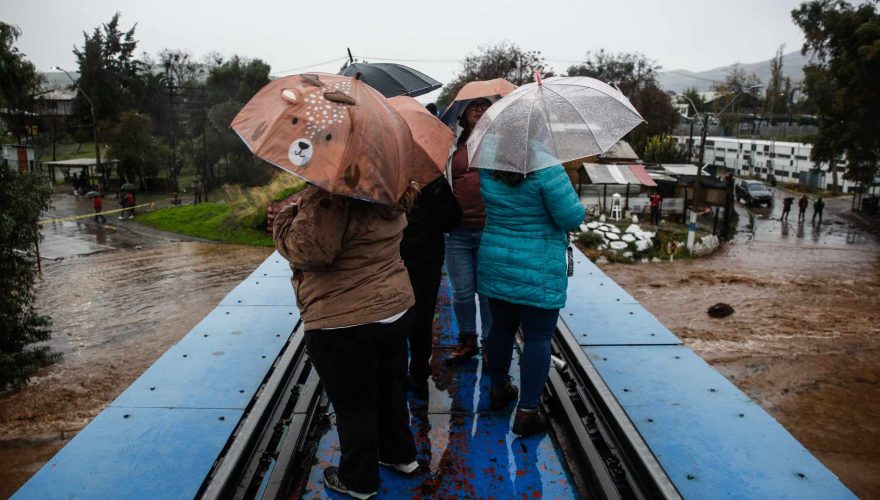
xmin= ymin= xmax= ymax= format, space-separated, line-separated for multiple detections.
xmin=273 ymin=188 xmax=349 ymax=271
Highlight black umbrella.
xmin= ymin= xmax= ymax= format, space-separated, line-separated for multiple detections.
xmin=120 ymin=183 xmax=137 ymax=191
xmin=338 ymin=62 xmax=441 ymax=98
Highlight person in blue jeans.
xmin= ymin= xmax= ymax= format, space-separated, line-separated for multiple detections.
xmin=444 ymin=98 xmax=494 ymax=364
xmin=478 ymin=164 xmax=585 ymax=436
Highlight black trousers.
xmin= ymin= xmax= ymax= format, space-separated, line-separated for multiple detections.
xmin=305 ymin=309 xmax=417 ymax=493
xmin=650 ymin=206 xmax=661 ymax=225
xmin=405 ymin=260 xmax=443 ymax=383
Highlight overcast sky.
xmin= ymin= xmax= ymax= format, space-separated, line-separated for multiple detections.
xmin=5 ymin=0 xmax=807 ymax=101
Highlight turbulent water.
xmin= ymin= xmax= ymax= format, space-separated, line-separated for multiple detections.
xmin=0 ymin=236 xmax=271 ymax=496
xmin=604 ymin=195 xmax=880 ymax=498
xmin=2 ymin=190 xmax=879 ymax=497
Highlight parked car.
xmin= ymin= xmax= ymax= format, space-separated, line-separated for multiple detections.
xmin=736 ymin=180 xmax=774 ymax=206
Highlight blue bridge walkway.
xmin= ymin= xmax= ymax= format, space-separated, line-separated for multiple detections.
xmin=14 ymin=249 xmax=853 ymax=499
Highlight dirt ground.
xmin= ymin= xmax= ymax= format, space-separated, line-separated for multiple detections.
xmin=602 ymin=195 xmax=880 ymax=498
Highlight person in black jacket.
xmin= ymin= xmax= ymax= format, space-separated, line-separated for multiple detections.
xmin=401 ymin=174 xmax=462 ymax=399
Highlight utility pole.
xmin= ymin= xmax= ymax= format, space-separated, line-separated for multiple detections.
xmin=54 ymin=66 xmax=105 ymax=189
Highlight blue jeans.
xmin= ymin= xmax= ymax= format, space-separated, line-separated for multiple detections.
xmin=445 ymin=226 xmax=492 ymax=338
xmin=487 ymin=299 xmax=559 ymax=410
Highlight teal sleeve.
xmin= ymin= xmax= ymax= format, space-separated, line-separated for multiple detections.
xmin=540 ymin=165 xmax=585 ymax=231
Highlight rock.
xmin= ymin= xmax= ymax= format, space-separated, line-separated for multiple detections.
xmin=579 ymin=224 xmax=589 ymax=232
xmin=596 ymin=256 xmax=609 ymax=264
xmin=632 ymin=215 xmax=639 ymax=224
xmin=605 ymin=232 xmax=620 ymax=241
xmin=586 ymin=222 xmax=600 ymax=229
xmin=621 ymin=234 xmax=636 ymax=243
xmin=622 ymin=251 xmax=633 ymax=258
xmin=569 ymin=234 xmax=576 ymax=242
xmin=608 ymin=225 xmax=621 ymax=234
xmin=625 ymin=224 xmax=641 ymax=234
xmin=610 ymin=241 xmax=628 ymax=250
xmin=651 ymin=257 xmax=662 ymax=263
xmin=707 ymin=303 xmax=735 ymax=318
xmin=691 ymin=234 xmax=720 ymax=257
xmin=599 ymin=214 xmax=606 ymax=222
xmin=635 ymin=239 xmax=652 ymax=252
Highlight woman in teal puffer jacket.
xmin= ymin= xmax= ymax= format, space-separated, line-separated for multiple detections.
xmin=478 ymin=164 xmax=584 ymax=436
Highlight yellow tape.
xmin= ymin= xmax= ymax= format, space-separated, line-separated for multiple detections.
xmin=38 ymin=201 xmax=159 ymax=225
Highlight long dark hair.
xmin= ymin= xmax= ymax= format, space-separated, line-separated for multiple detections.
xmin=493 ymin=170 xmax=526 ymax=187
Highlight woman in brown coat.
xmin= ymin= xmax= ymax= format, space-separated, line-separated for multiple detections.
xmin=274 ymin=185 xmax=418 ymax=499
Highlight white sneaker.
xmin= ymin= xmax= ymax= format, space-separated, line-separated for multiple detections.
xmin=379 ymin=460 xmax=419 ymax=474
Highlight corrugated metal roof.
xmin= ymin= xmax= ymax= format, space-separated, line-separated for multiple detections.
xmin=583 ymin=164 xmax=657 ymax=187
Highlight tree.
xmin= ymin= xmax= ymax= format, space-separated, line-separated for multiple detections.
xmin=107 ymin=111 xmax=168 ymax=187
xmin=73 ymin=12 xmax=143 ymax=123
xmin=643 ymin=135 xmax=689 ymax=163
xmin=711 ymin=65 xmax=763 ymax=135
xmin=436 ymin=42 xmax=549 ymax=106
xmin=566 ymin=50 xmax=678 ymax=155
xmin=682 ymin=87 xmax=707 ymax=114
xmin=793 ymin=0 xmax=880 ymax=194
xmin=0 ymin=167 xmax=57 ymax=391
xmin=764 ymin=46 xmax=789 ymax=125
xmin=0 ymin=22 xmax=41 ymax=141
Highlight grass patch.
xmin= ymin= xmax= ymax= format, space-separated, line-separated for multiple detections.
xmin=136 ymin=203 xmax=274 ymax=247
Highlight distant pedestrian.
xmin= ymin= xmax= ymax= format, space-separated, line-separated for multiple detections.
xmin=768 ymin=174 xmax=777 ymax=197
xmin=125 ymin=191 xmax=136 ymax=219
xmin=192 ymin=177 xmax=203 ymax=205
xmin=649 ymin=190 xmax=663 ymax=226
xmin=782 ymin=197 xmax=794 ymax=220
xmin=93 ymin=194 xmax=106 ymax=223
xmin=812 ymin=197 xmax=825 ymax=224
xmin=798 ymin=195 xmax=808 ymax=221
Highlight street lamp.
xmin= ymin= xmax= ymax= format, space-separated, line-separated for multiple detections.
xmin=53 ymin=66 xmax=105 ymax=189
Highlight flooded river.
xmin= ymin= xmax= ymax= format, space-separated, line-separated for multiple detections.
xmin=0 ymin=191 xmax=272 ymax=496
xmin=2 ymin=189 xmax=878 ymax=497
xmin=604 ymin=192 xmax=880 ymax=498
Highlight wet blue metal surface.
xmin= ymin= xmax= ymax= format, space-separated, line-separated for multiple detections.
xmin=14 ymin=407 xmax=241 ymax=500
xmin=15 ymin=252 xmax=300 ymax=499
xmin=561 ymin=302 xmax=681 ymax=346
xmin=220 ymin=276 xmax=298 ymax=306
xmin=586 ymin=346 xmax=855 ymax=499
xmin=301 ymin=278 xmax=578 ymax=499
xmin=251 ymin=252 xmax=293 ymax=278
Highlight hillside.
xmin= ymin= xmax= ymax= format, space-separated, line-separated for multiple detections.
xmin=658 ymin=50 xmax=810 ymax=92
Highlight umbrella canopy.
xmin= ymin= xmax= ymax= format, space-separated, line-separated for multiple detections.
xmin=85 ymin=191 xmax=101 ymax=198
xmin=439 ymin=79 xmax=518 ymax=129
xmin=231 ymin=73 xmax=414 ymax=207
xmin=453 ymin=78 xmax=517 ymax=102
xmin=120 ymin=183 xmax=136 ymax=191
xmin=467 ymin=76 xmax=644 ymax=174
xmin=388 ymin=96 xmax=454 ymax=187
xmin=339 ymin=63 xmax=441 ymax=98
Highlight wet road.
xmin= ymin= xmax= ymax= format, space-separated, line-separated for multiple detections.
xmin=0 ymin=191 xmax=272 ymax=497
xmin=604 ymin=186 xmax=880 ymax=498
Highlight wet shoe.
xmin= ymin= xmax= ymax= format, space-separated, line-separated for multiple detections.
xmin=490 ymin=380 xmax=519 ymax=410
xmin=379 ymin=459 xmax=420 ymax=475
xmin=444 ymin=334 xmax=478 ymax=366
xmin=512 ymin=408 xmax=548 ymax=437
xmin=322 ymin=466 xmax=376 ymax=499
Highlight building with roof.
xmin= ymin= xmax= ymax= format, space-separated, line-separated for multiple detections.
xmin=675 ymin=136 xmax=857 ymax=192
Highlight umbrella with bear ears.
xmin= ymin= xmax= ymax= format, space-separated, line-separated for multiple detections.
xmin=231 ymin=73 xmax=414 ymax=207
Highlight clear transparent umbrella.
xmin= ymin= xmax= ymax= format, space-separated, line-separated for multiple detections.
xmin=466 ymin=75 xmax=644 ymax=174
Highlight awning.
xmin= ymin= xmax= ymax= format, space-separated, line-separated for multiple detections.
xmin=583 ymin=163 xmax=657 ymax=187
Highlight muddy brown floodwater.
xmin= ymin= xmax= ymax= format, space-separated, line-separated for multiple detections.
xmin=603 ymin=195 xmax=880 ymax=498
xmin=0 ymin=239 xmax=272 ymax=497
xmin=2 ymin=190 xmax=878 ymax=497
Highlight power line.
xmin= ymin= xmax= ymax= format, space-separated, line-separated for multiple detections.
xmin=273 ymin=56 xmax=349 ymax=75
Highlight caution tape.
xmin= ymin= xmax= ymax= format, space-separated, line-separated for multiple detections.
xmin=38 ymin=200 xmax=161 ymax=225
